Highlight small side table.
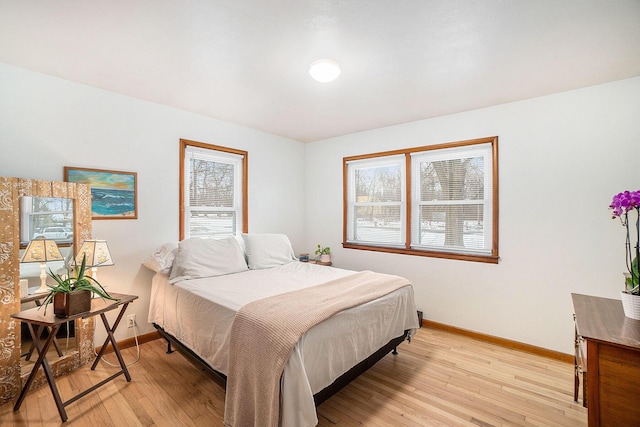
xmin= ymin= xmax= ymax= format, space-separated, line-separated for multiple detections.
xmin=11 ymin=292 xmax=138 ymax=422
xmin=307 ymin=260 xmax=333 ymax=266
xmin=20 ymin=291 xmax=65 ymax=360
xmin=19 ymin=290 xmax=49 ymax=305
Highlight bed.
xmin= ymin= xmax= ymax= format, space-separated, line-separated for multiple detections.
xmin=144 ymin=234 xmax=419 ymax=427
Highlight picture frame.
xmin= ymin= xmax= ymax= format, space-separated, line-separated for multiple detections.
xmin=64 ymin=167 xmax=138 ymax=220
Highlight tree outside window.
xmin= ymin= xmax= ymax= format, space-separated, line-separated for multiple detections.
xmin=344 ymin=137 xmax=498 ymax=263
xmin=180 ymin=139 xmax=247 ymax=240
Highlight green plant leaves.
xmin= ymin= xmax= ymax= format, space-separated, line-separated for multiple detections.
xmin=315 ymin=244 xmax=330 ymax=256
xmin=40 ymin=253 xmax=116 ymax=315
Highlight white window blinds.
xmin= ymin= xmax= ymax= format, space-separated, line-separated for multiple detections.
xmin=346 ymin=155 xmax=406 ymax=246
xmin=184 ymin=145 xmax=244 ymax=238
xmin=410 ymin=143 xmax=493 ymax=255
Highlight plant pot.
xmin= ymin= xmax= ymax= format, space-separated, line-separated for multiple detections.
xmin=320 ymin=254 xmax=331 ymax=263
xmin=54 ymin=289 xmax=92 ymax=318
xmin=620 ymin=291 xmax=640 ymax=320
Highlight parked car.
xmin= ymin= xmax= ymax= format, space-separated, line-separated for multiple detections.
xmin=33 ymin=227 xmax=73 ymax=240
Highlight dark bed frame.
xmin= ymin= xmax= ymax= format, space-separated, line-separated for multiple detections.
xmin=153 ymin=323 xmax=410 ymax=406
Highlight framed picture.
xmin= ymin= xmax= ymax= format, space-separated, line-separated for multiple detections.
xmin=64 ymin=167 xmax=138 ymax=220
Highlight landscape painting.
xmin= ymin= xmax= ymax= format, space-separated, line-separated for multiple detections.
xmin=64 ymin=167 xmax=137 ymax=220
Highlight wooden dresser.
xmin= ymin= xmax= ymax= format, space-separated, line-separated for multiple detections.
xmin=572 ymin=293 xmax=640 ymax=426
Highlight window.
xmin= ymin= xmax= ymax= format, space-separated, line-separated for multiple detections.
xmin=344 ymin=136 xmax=498 ymax=263
xmin=180 ymin=139 xmax=248 ymax=240
xmin=20 ymin=196 xmax=74 ymax=247
xmin=346 ymin=155 xmax=406 ymax=247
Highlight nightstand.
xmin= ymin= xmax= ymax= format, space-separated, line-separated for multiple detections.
xmin=307 ymin=260 xmax=333 ymax=266
xmin=12 ymin=293 xmax=138 ymax=422
xmin=19 ymin=290 xmax=64 ymax=360
xmin=20 ymin=290 xmax=49 ymax=305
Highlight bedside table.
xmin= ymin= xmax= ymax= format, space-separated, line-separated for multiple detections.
xmin=12 ymin=293 xmax=138 ymax=422
xmin=19 ymin=290 xmax=64 ymax=360
xmin=20 ymin=290 xmax=49 ymax=305
xmin=307 ymin=260 xmax=333 ymax=266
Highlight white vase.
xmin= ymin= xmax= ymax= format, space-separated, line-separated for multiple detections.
xmin=620 ymin=291 xmax=640 ymax=320
xmin=320 ymin=254 xmax=331 ymax=263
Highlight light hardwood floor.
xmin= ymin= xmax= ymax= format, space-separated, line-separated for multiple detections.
xmin=1 ymin=328 xmax=587 ymax=426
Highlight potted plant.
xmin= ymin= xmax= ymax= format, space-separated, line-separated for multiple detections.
xmin=609 ymin=189 xmax=640 ymax=319
xmin=40 ymin=253 xmax=116 ymax=317
xmin=315 ymin=244 xmax=331 ymax=264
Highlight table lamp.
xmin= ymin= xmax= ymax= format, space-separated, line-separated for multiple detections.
xmin=20 ymin=237 xmax=64 ymax=294
xmin=75 ymin=239 xmax=114 ymax=281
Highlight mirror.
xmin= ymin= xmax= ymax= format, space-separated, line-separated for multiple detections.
xmin=18 ymin=196 xmax=76 ymax=373
xmin=0 ymin=177 xmax=94 ymax=405
xmin=19 ymin=242 xmax=76 ymax=377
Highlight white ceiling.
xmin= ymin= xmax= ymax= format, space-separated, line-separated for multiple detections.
xmin=1 ymin=1 xmax=640 ymax=143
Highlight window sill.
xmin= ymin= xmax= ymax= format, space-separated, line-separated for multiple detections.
xmin=342 ymin=242 xmax=499 ymax=264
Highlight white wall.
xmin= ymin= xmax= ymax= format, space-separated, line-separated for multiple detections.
xmin=304 ymin=77 xmax=640 ymax=354
xmin=0 ymin=63 xmax=306 ymax=344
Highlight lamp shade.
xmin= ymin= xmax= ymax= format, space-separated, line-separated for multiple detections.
xmin=21 ymin=237 xmax=64 ymax=263
xmin=309 ymin=59 xmax=341 ymax=82
xmin=76 ymin=239 xmax=114 ymax=267
xmin=21 ymin=237 xmax=64 ymax=294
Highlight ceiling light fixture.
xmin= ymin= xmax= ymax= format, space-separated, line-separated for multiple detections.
xmin=309 ymin=59 xmax=341 ymax=83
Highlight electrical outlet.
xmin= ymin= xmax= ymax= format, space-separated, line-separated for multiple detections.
xmin=127 ymin=314 xmax=136 ymax=328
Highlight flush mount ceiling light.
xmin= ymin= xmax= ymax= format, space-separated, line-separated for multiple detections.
xmin=309 ymin=59 xmax=341 ymax=82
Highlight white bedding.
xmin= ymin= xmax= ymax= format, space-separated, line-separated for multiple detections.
xmin=148 ymin=261 xmax=418 ymax=427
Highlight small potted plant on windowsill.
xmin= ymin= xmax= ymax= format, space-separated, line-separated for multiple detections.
xmin=40 ymin=254 xmax=116 ymax=318
xmin=315 ymin=245 xmax=331 ymax=264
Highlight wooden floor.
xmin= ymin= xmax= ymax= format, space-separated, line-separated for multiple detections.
xmin=1 ymin=328 xmax=587 ymax=426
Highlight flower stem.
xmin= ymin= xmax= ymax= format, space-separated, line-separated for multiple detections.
xmin=625 ymin=212 xmax=633 ymax=292
xmin=631 ymin=207 xmax=640 ymax=294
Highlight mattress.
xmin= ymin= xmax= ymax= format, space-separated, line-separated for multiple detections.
xmin=148 ymin=261 xmax=418 ymax=427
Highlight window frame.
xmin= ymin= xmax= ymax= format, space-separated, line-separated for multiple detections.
xmin=345 ymin=154 xmax=406 ymax=248
xmin=179 ymin=139 xmax=248 ymax=240
xmin=343 ymin=136 xmax=499 ymax=264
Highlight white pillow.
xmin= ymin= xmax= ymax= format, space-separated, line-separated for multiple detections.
xmin=142 ymin=242 xmax=178 ymax=274
xmin=242 ymin=233 xmax=296 ymax=270
xmin=168 ymin=236 xmax=248 ymax=283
